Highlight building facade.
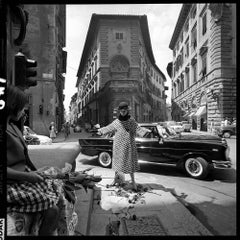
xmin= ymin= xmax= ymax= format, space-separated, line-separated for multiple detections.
xmin=169 ymin=3 xmax=236 ymax=131
xmin=76 ymin=14 xmax=167 ymax=127
xmin=69 ymin=92 xmax=78 ymax=126
xmin=5 ymin=4 xmax=67 ymax=135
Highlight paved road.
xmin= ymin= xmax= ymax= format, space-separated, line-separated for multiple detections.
xmin=73 ymin=131 xmax=236 ymax=236
xmin=29 ymin=130 xmax=236 ymax=235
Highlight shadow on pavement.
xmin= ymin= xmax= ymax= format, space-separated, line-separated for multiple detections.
xmin=206 ymin=168 xmax=236 ymax=183
xmin=78 ymin=156 xmax=236 ymax=183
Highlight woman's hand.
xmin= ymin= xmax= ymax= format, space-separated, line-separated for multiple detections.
xmin=26 ymin=172 xmax=45 ymax=183
xmin=69 ymin=173 xmax=87 ymax=183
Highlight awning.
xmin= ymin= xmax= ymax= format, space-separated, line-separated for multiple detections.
xmin=189 ymin=112 xmax=196 ymax=117
xmin=195 ymin=106 xmax=206 ymax=117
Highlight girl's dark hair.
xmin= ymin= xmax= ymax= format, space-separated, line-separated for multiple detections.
xmin=6 ymin=85 xmax=28 ymax=117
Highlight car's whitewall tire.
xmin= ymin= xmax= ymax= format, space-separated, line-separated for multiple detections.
xmin=98 ymin=152 xmax=112 ymax=168
xmin=184 ymin=157 xmax=209 ymax=179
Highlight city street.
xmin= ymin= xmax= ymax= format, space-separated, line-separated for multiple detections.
xmin=3 ymin=3 xmax=237 ymax=237
xmin=32 ymin=130 xmax=236 ymax=236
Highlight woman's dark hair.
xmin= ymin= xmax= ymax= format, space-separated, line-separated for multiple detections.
xmin=6 ymin=85 xmax=28 ymax=117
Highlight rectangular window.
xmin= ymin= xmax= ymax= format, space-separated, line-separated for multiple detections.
xmin=185 ymin=20 xmax=189 ymax=33
xmin=186 ymin=69 xmax=190 ymax=88
xmin=185 ymin=39 xmax=189 ymax=58
xmin=191 ymin=6 xmax=196 ymax=19
xmin=191 ymin=26 xmax=197 ymax=52
xmin=181 ymin=76 xmax=184 ymax=92
xmin=174 ymin=84 xmax=177 ymax=98
xmin=201 ymin=53 xmax=207 ymax=76
xmin=116 ymin=32 xmax=123 ymax=40
xmin=202 ymin=14 xmax=207 ymax=35
xmin=95 ymin=58 xmax=97 ymax=73
xmin=193 ymin=62 xmax=197 ymax=83
xmin=180 ymin=48 xmax=183 ymax=66
xmin=180 ymin=31 xmax=183 ymax=43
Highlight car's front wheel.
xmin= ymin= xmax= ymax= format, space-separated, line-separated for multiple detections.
xmin=184 ymin=157 xmax=209 ymax=179
xmin=98 ymin=152 xmax=112 ymax=168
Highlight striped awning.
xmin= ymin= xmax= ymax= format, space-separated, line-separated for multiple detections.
xmin=195 ymin=106 xmax=206 ymax=117
xmin=189 ymin=112 xmax=196 ymax=117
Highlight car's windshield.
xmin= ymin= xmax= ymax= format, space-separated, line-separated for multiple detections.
xmin=157 ymin=125 xmax=177 ymax=137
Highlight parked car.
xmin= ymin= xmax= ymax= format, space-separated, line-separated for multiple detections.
xmin=73 ymin=125 xmax=82 ymax=133
xmin=78 ymin=123 xmax=231 ymax=180
xmin=165 ymin=121 xmax=184 ymax=133
xmin=23 ymin=126 xmax=52 ymax=145
xmin=215 ymin=124 xmax=236 ymax=138
xmin=181 ymin=121 xmax=192 ymax=132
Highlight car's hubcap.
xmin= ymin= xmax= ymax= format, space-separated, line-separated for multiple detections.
xmin=100 ymin=152 xmax=111 ymax=166
xmin=185 ymin=158 xmax=202 ymax=176
xmin=224 ymin=132 xmax=230 ymax=138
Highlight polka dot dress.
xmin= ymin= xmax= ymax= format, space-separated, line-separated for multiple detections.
xmin=99 ymin=117 xmax=140 ymax=174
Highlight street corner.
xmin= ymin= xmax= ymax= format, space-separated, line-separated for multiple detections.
xmin=88 ymin=180 xmax=213 ymax=236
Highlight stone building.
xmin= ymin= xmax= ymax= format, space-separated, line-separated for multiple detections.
xmin=6 ymin=4 xmax=67 ymax=135
xmin=69 ymin=92 xmax=78 ymax=126
xmin=168 ymin=3 xmax=236 ymax=131
xmin=76 ymin=14 xmax=167 ymax=127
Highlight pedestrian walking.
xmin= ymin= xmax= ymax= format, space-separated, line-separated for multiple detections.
xmin=210 ymin=119 xmax=215 ymax=134
xmin=6 ymin=85 xmax=60 ymax=235
xmin=49 ymin=121 xmax=57 ymax=141
xmin=63 ymin=122 xmax=70 ymax=139
xmin=97 ymin=101 xmax=145 ymax=191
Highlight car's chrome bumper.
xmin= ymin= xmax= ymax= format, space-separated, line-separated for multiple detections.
xmin=212 ymin=159 xmax=232 ymax=169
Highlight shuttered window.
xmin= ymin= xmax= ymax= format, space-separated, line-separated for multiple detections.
xmin=202 ymin=14 xmax=207 ymax=35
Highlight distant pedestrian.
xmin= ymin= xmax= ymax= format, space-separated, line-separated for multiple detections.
xmin=49 ymin=122 xmax=57 ymax=141
xmin=224 ymin=117 xmax=229 ymax=126
xmin=97 ymin=101 xmax=146 ymax=191
xmin=221 ymin=120 xmax=225 ymax=127
xmin=64 ymin=122 xmax=70 ymax=139
xmin=210 ymin=119 xmax=215 ymax=134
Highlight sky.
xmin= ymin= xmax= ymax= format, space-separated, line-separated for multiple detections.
xmin=63 ymin=4 xmax=182 ymax=112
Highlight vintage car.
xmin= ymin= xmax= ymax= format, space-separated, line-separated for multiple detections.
xmin=181 ymin=121 xmax=192 ymax=132
xmin=165 ymin=121 xmax=184 ymax=133
xmin=215 ymin=124 xmax=236 ymax=138
xmin=78 ymin=123 xmax=231 ymax=180
xmin=23 ymin=126 xmax=52 ymax=145
xmin=73 ymin=125 xmax=82 ymax=133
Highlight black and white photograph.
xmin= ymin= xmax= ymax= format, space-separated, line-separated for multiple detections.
xmin=0 ymin=2 xmax=236 ymax=237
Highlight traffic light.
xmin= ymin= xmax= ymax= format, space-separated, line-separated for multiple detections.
xmin=15 ymin=52 xmax=37 ymax=89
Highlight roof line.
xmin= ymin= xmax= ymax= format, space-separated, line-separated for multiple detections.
xmin=169 ymin=4 xmax=192 ymax=50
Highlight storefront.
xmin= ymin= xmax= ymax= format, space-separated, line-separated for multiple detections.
xmin=196 ymin=93 xmax=208 ymax=131
xmin=195 ymin=105 xmax=207 ymax=131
